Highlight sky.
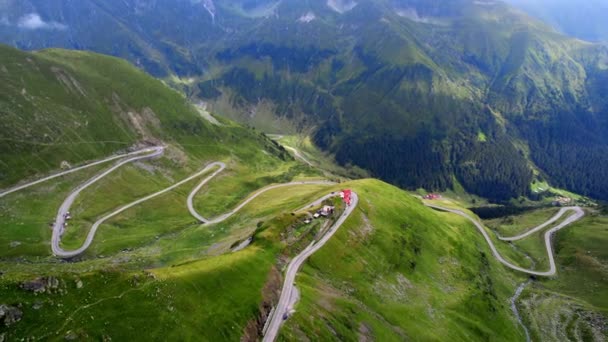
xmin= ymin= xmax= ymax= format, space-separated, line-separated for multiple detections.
xmin=503 ymin=0 xmax=608 ymax=41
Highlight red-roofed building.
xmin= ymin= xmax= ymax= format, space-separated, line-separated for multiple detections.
xmin=342 ymin=189 xmax=352 ymax=206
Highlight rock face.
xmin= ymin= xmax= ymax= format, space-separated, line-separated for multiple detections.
xmin=20 ymin=276 xmax=61 ymax=294
xmin=0 ymin=304 xmax=23 ymax=327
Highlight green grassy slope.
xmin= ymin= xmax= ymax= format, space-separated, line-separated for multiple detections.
xmin=280 ymin=179 xmax=526 ymax=341
xmin=0 ymin=44 xmax=323 ymax=263
xmin=0 ymin=44 xmax=332 ymax=340
xmin=0 ymin=168 xmax=338 ymax=341
xmin=0 ymin=44 xmax=294 ymax=188
xmin=0 ymin=175 xmax=533 ymax=341
xmin=483 ymin=207 xmax=608 ymax=340
xmin=1 ymin=44 xmax=605 ymax=341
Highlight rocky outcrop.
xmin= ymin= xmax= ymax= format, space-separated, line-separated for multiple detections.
xmin=20 ymin=276 xmax=61 ymax=294
xmin=0 ymin=304 xmax=22 ymax=327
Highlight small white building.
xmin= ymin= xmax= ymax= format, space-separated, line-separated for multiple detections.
xmin=319 ymin=205 xmax=335 ymax=217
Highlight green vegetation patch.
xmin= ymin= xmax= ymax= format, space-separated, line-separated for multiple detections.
xmin=281 ymin=179 xmax=525 ymax=341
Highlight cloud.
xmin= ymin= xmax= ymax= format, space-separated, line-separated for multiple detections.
xmin=17 ymin=13 xmax=67 ymax=30
xmin=298 ymin=12 xmax=316 ymax=23
xmin=0 ymin=16 xmax=9 ymax=26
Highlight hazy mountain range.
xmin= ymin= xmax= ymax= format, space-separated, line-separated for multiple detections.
xmin=1 ymin=0 xmax=608 ymax=202
xmin=1 ymin=2 xmax=607 ymax=341
xmin=504 ymin=0 xmax=608 ymax=42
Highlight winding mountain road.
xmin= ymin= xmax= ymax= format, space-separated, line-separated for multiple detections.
xmin=496 ymin=207 xmax=583 ymax=242
xmin=6 ymin=146 xmax=357 ymax=339
xmin=263 ymin=193 xmax=359 ymax=342
xmin=2 ymin=146 xmax=339 ymax=258
xmin=425 ymin=204 xmax=585 ymax=276
xmin=52 ymin=159 xmax=338 ymax=257
xmin=50 ymin=146 xmax=166 ymax=257
xmin=0 ymin=146 xmax=162 ymax=199
xmin=188 ymin=175 xmax=334 ymax=224
xmin=283 ymin=146 xmax=313 ymax=167
xmin=2 ymin=146 xmax=588 ymax=340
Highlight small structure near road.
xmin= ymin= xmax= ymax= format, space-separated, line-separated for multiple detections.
xmin=310 ymin=205 xmax=335 ymax=220
xmin=553 ymin=196 xmax=572 ymax=206
xmin=423 ymin=193 xmax=442 ymax=200
xmin=340 ymin=189 xmax=352 ymax=206
xmin=319 ymin=205 xmax=334 ymax=217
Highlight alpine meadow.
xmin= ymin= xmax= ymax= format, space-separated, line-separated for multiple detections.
xmin=0 ymin=1 xmax=607 ymax=341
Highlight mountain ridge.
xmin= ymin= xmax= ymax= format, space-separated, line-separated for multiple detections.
xmin=0 ymin=38 xmax=606 ymax=342
xmin=2 ymin=0 xmax=608 ymax=202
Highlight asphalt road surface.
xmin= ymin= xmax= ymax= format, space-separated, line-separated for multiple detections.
xmin=284 ymin=146 xmax=313 ymax=166
xmin=189 ymin=179 xmax=335 ymax=224
xmin=0 ymin=147 xmax=162 ymax=198
xmin=425 ymin=204 xmax=584 ymax=276
xmin=53 ymin=158 xmax=335 ymax=257
xmin=2 ymin=146 xmax=338 ymax=258
xmin=263 ymin=193 xmax=359 ymax=342
xmin=496 ymin=207 xmax=583 ymax=242
xmin=51 ymin=147 xmax=166 ymax=257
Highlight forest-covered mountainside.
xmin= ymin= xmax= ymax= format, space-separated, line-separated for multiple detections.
xmin=2 ymin=0 xmax=608 ymax=201
xmin=0 ymin=21 xmax=607 ymax=342
xmin=0 ymin=46 xmax=540 ymax=341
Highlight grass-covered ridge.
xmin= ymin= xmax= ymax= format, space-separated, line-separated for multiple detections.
xmin=0 ymin=44 xmax=294 ymax=188
xmin=482 ymin=206 xmax=608 ymax=340
xmin=0 ymin=44 xmax=337 ymax=340
xmin=1 ymin=171 xmax=535 ymax=341
xmin=0 ymin=44 xmax=605 ymax=341
xmin=280 ymin=179 xmax=527 ymax=341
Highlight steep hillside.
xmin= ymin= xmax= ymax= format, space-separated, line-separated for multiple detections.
xmin=1 ymin=0 xmax=608 ymax=202
xmin=485 ymin=206 xmax=608 ymax=341
xmin=198 ymin=0 xmax=608 ymax=201
xmin=0 ymin=173 xmax=532 ymax=340
xmin=0 ymin=45 xmax=325 ymax=339
xmin=0 ymin=44 xmax=294 ymax=188
xmin=0 ymin=45 xmax=604 ymax=341
xmin=281 ymin=180 xmax=528 ymax=341
xmin=0 ymin=44 xmax=318 ymax=260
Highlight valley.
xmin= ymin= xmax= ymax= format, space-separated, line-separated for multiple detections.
xmin=3 ymin=0 xmax=608 ymax=202
xmin=3 ymin=143 xmax=599 ymax=340
xmin=0 ymin=1 xmax=607 ymax=341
